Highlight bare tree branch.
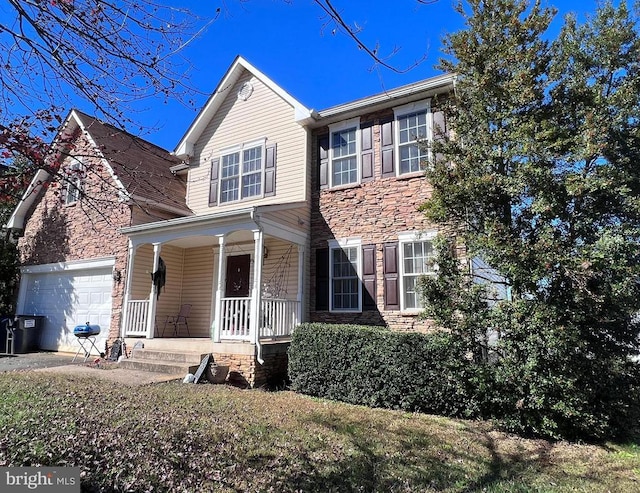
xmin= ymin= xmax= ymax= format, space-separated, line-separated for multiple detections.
xmin=311 ymin=0 xmax=432 ymax=73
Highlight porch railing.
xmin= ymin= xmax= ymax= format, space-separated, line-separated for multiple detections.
xmin=218 ymin=297 xmax=299 ymax=341
xmin=124 ymin=297 xmax=299 ymax=340
xmin=124 ymin=299 xmax=149 ymax=337
xmin=219 ymin=297 xmax=251 ymax=340
xmin=260 ymin=298 xmax=299 ymax=339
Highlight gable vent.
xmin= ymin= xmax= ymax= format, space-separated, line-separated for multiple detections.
xmin=237 ymin=81 xmax=254 ymax=101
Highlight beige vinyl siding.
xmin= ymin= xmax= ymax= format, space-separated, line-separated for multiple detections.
xmin=129 ymin=244 xmax=186 ymax=334
xmin=262 ymin=239 xmax=299 ymax=301
xmin=130 ymin=243 xmax=153 ymax=299
xmin=263 ymin=206 xmax=310 ymax=233
xmin=181 ymin=246 xmax=214 ymax=337
xmin=154 ymin=245 xmax=185 ymax=334
xmin=187 ymin=71 xmax=308 ymax=214
xmin=129 ymin=243 xmax=213 ymax=337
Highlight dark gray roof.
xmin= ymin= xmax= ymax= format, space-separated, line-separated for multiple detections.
xmin=74 ymin=110 xmax=192 ymax=215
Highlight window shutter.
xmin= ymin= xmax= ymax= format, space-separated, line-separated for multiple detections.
xmin=209 ymin=158 xmax=219 ymax=206
xmin=383 ymin=242 xmax=399 ymax=310
xmin=362 ymin=244 xmax=377 ymax=311
xmin=381 ymin=117 xmax=395 ymax=177
xmin=360 ymin=121 xmax=374 ymax=182
xmin=264 ymin=143 xmax=277 ymax=197
xmin=318 ymin=135 xmax=329 ymax=189
xmin=315 ymin=248 xmax=329 ymax=310
xmin=432 ymin=109 xmax=448 ymax=166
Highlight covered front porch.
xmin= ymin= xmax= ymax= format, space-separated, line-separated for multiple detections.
xmin=119 ymin=205 xmax=308 ymax=350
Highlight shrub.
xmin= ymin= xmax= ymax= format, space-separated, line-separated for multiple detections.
xmin=288 ymin=323 xmax=483 ymax=418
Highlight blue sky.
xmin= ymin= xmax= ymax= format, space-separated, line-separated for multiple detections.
xmin=94 ymin=0 xmax=605 ymax=150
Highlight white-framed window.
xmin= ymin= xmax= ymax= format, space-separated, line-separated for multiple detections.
xmin=219 ymin=140 xmax=265 ymax=204
xmin=329 ymin=238 xmax=362 ymax=312
xmin=394 ymin=100 xmax=431 ymax=176
xmin=399 ymin=231 xmax=437 ymax=311
xmin=329 ymin=118 xmax=360 ymax=187
xmin=64 ymin=158 xmax=84 ymax=205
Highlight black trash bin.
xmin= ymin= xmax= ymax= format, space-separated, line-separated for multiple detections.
xmin=0 ymin=316 xmax=12 ymax=354
xmin=14 ymin=315 xmax=46 ymax=353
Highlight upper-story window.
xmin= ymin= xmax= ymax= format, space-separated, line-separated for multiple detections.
xmin=64 ymin=158 xmax=84 ymax=205
xmin=220 ymin=142 xmax=263 ymax=203
xmin=210 ymin=139 xmax=276 ymax=206
xmin=329 ymin=118 xmax=360 ymax=188
xmin=393 ymin=100 xmax=432 ymax=176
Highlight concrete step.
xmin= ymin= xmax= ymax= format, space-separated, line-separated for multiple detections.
xmin=130 ymin=348 xmax=205 ymax=364
xmin=119 ymin=358 xmax=199 ymax=375
xmin=118 ymin=348 xmax=209 ymax=375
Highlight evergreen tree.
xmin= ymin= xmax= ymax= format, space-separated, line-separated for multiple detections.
xmin=0 ymin=156 xmax=30 ymax=315
xmin=421 ymin=0 xmax=640 ymax=438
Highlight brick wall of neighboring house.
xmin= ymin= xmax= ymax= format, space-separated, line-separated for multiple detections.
xmin=309 ymin=108 xmax=441 ymax=332
xmin=18 ymin=137 xmax=132 ymax=344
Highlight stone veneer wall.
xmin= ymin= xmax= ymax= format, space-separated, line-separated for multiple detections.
xmin=309 ymin=107 xmax=442 ymax=332
xmin=213 ymin=342 xmax=290 ymax=388
xmin=18 ymin=136 xmax=131 ymax=344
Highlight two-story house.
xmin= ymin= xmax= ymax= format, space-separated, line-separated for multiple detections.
xmin=9 ymin=56 xmax=453 ymax=387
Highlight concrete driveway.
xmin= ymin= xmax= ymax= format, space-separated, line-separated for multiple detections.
xmin=0 ymin=351 xmax=77 ymax=372
xmin=0 ymin=352 xmax=180 ymax=386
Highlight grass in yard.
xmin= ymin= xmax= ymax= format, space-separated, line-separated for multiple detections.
xmin=0 ymin=372 xmax=638 ymax=492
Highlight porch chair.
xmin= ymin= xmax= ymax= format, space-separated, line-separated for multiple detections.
xmin=162 ymin=304 xmax=192 ymax=337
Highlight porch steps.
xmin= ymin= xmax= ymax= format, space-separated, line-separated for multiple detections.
xmin=119 ymin=348 xmax=205 ymax=376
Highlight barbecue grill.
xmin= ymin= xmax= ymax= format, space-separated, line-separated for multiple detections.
xmin=72 ymin=323 xmax=101 ymax=362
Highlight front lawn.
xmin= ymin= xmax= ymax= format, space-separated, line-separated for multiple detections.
xmin=0 ymin=373 xmax=638 ymax=492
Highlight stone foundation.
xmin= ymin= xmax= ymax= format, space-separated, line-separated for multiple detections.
xmin=212 ymin=342 xmax=290 ymax=388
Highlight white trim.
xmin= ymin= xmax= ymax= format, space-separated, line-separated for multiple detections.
xmin=312 ymin=73 xmax=454 ymax=127
xmin=328 ymin=117 xmax=360 ymax=134
xmin=393 ymin=99 xmax=431 ymax=117
xmin=328 ymin=117 xmax=361 ymax=188
xmin=328 ymin=237 xmax=362 ymax=249
xmin=258 ymin=217 xmax=307 ymax=246
xmin=328 ymin=238 xmax=362 ymax=313
xmin=20 ymin=257 xmax=116 ymax=274
xmin=394 ymin=99 xmax=432 ymax=177
xmin=175 ymin=56 xmax=313 ymax=156
xmin=63 ymin=155 xmax=85 ymax=205
xmin=398 ymin=231 xmax=437 ymax=313
xmin=5 ymin=169 xmax=50 ymax=230
xmin=218 ymin=138 xmax=268 ymax=204
xmin=397 ymin=230 xmax=437 ymax=243
xmin=16 ymin=258 xmax=115 ymax=322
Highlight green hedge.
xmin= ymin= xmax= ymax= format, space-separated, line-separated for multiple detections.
xmin=288 ymin=323 xmax=483 ymax=418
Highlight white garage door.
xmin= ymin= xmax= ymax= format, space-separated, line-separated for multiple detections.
xmin=20 ymin=267 xmax=113 ymax=354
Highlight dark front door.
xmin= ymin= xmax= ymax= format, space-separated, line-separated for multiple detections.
xmin=225 ymin=254 xmax=251 ymax=298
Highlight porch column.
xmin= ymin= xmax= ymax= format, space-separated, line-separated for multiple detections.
xmin=120 ymin=240 xmax=136 ymax=338
xmin=296 ymin=244 xmax=305 ymax=326
xmin=250 ymin=229 xmax=264 ymax=344
xmin=213 ymin=235 xmax=226 ymax=343
xmin=146 ymin=242 xmax=162 ymax=339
